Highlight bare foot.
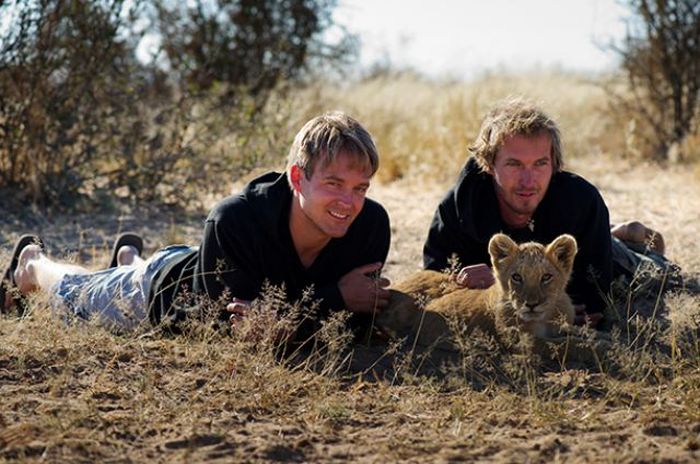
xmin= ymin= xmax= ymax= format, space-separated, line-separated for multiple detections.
xmin=611 ymin=220 xmax=665 ymax=255
xmin=116 ymin=245 xmax=142 ymax=266
xmin=12 ymin=244 xmax=43 ymax=295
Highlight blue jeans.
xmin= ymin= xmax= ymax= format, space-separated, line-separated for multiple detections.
xmin=51 ymin=245 xmax=194 ymax=330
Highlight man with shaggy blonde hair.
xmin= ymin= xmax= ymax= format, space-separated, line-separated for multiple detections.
xmin=469 ymin=98 xmax=564 ymax=173
xmin=2 ymin=111 xmax=391 ymax=338
xmin=423 ymin=98 xmax=667 ymax=326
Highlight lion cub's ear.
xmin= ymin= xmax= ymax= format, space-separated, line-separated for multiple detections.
xmin=488 ymin=233 xmax=518 ymax=270
xmin=545 ymin=234 xmax=578 ymax=275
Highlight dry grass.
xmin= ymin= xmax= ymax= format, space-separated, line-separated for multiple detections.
xmin=293 ymin=71 xmax=615 ymax=183
xmin=2 ymin=72 xmax=700 ymax=462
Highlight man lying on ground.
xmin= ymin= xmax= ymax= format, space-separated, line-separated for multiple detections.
xmin=423 ymin=98 xmax=674 ymax=327
xmin=1 ymin=112 xmax=391 ymax=340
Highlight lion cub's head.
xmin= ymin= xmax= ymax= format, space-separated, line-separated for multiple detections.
xmin=488 ymin=233 xmax=577 ymax=336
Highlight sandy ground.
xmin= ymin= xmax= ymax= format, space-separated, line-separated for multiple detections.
xmin=1 ymin=156 xmax=699 ymax=462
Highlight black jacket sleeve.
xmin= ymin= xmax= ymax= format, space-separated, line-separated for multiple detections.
xmin=566 ymin=187 xmax=613 ymax=313
xmin=315 ymin=201 xmax=391 ymax=317
xmin=423 ymin=193 xmax=463 ymax=271
xmin=423 ymin=191 xmax=491 ymax=271
xmin=194 ymin=211 xmax=263 ymax=306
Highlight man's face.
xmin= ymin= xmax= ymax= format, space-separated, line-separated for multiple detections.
xmin=291 ymin=151 xmax=371 ymax=240
xmin=490 ymin=133 xmax=553 ymax=226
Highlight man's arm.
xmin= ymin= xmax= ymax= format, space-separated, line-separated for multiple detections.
xmin=423 ymin=195 xmax=467 ymax=271
xmin=567 ymin=188 xmax=613 ymax=315
xmin=316 ymin=200 xmax=392 ymax=315
xmin=195 ymin=217 xmax=262 ymax=308
xmin=198 ymin=216 xmax=293 ymax=337
xmin=423 ymin=194 xmax=494 ymax=289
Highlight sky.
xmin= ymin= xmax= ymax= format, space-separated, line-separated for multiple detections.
xmin=0 ymin=0 xmax=630 ymax=79
xmin=333 ymin=0 xmax=630 ymax=79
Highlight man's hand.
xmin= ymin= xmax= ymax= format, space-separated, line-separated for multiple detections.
xmin=573 ymin=304 xmax=603 ymax=328
xmin=226 ymin=297 xmax=293 ymax=343
xmin=338 ymin=262 xmax=391 ymax=314
xmin=226 ymin=297 xmax=252 ymax=326
xmin=455 ymin=264 xmax=495 ymax=289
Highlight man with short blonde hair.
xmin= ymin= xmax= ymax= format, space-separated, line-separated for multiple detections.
xmin=2 ymin=112 xmax=391 ymax=338
xmin=287 ymin=111 xmax=380 ymax=180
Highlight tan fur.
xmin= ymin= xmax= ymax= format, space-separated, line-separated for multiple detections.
xmin=378 ymin=234 xmax=578 ymax=348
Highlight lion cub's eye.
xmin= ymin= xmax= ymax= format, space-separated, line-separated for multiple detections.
xmin=511 ymin=273 xmax=522 ymax=283
xmin=541 ymin=273 xmax=553 ymax=284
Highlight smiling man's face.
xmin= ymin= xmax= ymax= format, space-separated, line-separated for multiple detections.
xmin=290 ymin=151 xmax=372 ymax=241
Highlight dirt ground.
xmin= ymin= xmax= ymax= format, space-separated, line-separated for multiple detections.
xmin=1 ymin=156 xmax=699 ymax=462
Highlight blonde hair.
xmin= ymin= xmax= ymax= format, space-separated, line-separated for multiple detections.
xmin=469 ymin=98 xmax=563 ymax=172
xmin=287 ymin=111 xmax=379 ymax=182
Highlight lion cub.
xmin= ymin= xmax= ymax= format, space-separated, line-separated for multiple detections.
xmin=378 ymin=233 xmax=578 ymax=347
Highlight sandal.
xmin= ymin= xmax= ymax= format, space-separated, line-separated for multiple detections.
xmin=0 ymin=235 xmax=44 ymax=316
xmin=108 ymin=232 xmax=143 ymax=268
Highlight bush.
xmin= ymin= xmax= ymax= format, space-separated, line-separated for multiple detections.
xmin=152 ymin=0 xmax=355 ymax=106
xmin=606 ymin=0 xmax=700 ymax=161
xmin=0 ymin=0 xmax=353 ymax=209
xmin=0 ymin=0 xmax=137 ymax=205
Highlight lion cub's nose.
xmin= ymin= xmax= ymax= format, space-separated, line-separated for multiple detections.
xmin=525 ymin=302 xmax=540 ymax=311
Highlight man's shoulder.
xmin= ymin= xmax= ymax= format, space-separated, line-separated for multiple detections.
xmin=442 ymin=159 xmax=496 ymax=218
xmin=542 ymin=170 xmax=609 ymax=226
xmin=353 ymin=197 xmax=390 ymax=232
xmin=455 ymin=157 xmax=488 ymax=182
xmin=208 ymin=171 xmax=288 ymax=222
xmin=436 ymin=158 xmax=490 ymax=204
xmin=551 ymin=170 xmax=604 ymax=201
xmin=362 ymin=197 xmax=389 ymax=217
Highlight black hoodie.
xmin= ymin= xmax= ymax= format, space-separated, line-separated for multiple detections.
xmin=423 ymin=158 xmax=612 ymax=313
xmin=148 ymin=172 xmax=391 ymax=332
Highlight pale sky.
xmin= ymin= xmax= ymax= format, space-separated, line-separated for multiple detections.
xmin=334 ymin=0 xmax=629 ymax=79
